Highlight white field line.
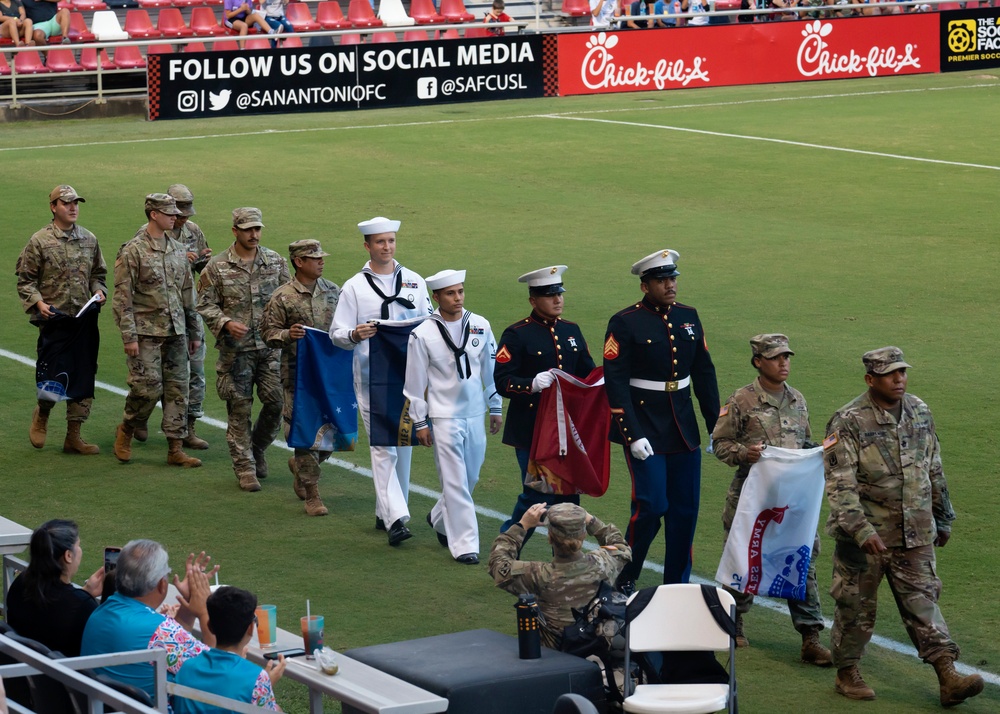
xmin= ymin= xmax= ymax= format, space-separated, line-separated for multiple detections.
xmin=0 ymin=81 xmax=996 ymax=154
xmin=2 ymin=346 xmax=996 ymax=685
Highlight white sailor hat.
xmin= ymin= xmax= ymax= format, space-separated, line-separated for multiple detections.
xmin=426 ymin=269 xmax=466 ymax=291
xmin=518 ymin=265 xmax=568 ymax=296
xmin=358 ymin=216 xmax=401 ymax=236
xmin=631 ymin=249 xmax=680 ymax=280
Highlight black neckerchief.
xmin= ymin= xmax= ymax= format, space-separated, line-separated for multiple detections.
xmin=364 ymin=270 xmax=415 ymax=320
xmin=433 ymin=313 xmax=472 ymax=379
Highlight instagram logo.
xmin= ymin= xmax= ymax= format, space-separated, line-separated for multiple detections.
xmin=177 ymin=90 xmax=201 ymax=112
xmin=417 ymin=77 xmax=437 ymax=99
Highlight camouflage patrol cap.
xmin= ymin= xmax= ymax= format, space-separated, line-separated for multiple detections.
xmin=863 ymin=346 xmax=912 ymax=375
xmin=145 ymin=193 xmax=182 ymax=216
xmin=546 ymin=504 xmax=587 ymax=540
xmin=233 ymin=207 xmax=264 ymax=229
xmin=289 ymin=239 xmax=330 ymax=260
xmin=167 ymin=184 xmax=196 ymax=216
xmin=49 ymin=185 xmax=85 ymax=203
xmin=750 ymin=334 xmax=794 ymax=359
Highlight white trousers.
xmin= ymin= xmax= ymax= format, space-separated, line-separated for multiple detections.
xmin=357 ymin=386 xmax=411 ymax=526
xmin=428 ymin=416 xmax=486 ymax=558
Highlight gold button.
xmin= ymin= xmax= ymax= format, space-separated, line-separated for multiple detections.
xmin=668 ymin=323 xmax=672 ymax=328
xmin=553 ymin=336 xmax=559 ymax=341
xmin=646 ymin=339 xmax=651 ymax=344
xmin=639 ymin=400 xmax=644 ymax=406
xmin=537 ymin=351 xmax=542 ymax=355
xmin=556 ymin=345 xmax=561 ymax=350
xmin=551 ymin=328 xmax=555 ymax=333
xmin=673 ymin=359 xmax=678 ymax=365
xmin=669 ymin=335 xmax=674 ymax=341
xmin=672 ymin=347 xmax=677 ymax=353
xmin=663 ymin=316 xmax=668 ymax=321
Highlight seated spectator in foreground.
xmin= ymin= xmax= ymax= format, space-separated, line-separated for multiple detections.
xmin=21 ymin=0 xmax=67 ymax=44
xmin=484 ymin=0 xmax=512 ymax=36
xmin=625 ymin=0 xmax=652 ymax=28
xmin=5 ymin=519 xmax=104 ymax=657
xmin=652 ymin=0 xmax=678 ymax=27
xmin=224 ymin=0 xmax=275 ymax=47
xmin=680 ymin=0 xmax=709 ymax=24
xmin=174 ymin=587 xmax=285 ymax=713
xmin=259 ymin=0 xmax=292 ymax=47
xmin=81 ymin=540 xmax=217 ymax=701
xmin=1 ymin=0 xmax=33 ymax=47
xmin=590 ymin=0 xmax=621 ymax=28
xmin=488 ymin=503 xmax=631 ymax=649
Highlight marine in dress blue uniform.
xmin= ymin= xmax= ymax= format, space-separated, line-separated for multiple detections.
xmin=495 ymin=266 xmax=596 ymax=542
xmin=603 ymin=250 xmax=719 ymax=588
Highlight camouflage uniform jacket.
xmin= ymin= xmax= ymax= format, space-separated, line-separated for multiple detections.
xmin=113 ymin=228 xmax=201 ymax=344
xmin=16 ymin=222 xmax=107 ymax=319
xmin=823 ymin=391 xmax=955 ymax=549
xmin=167 ymin=220 xmax=210 ymax=274
xmin=712 ymin=378 xmax=812 ymax=478
xmin=260 ymin=277 xmax=341 ymax=388
xmin=488 ymin=518 xmax=632 ymax=649
xmin=197 ymin=245 xmax=290 ymax=353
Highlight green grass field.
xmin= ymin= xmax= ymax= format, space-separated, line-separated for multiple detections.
xmin=2 ymin=68 xmax=999 ymax=712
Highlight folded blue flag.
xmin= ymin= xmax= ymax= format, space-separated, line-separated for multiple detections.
xmin=288 ymin=328 xmax=358 ymax=451
xmin=368 ymin=317 xmax=426 ymax=447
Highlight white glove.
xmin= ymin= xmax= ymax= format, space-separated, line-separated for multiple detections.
xmin=705 ymin=437 xmax=714 ymax=455
xmin=531 ymin=371 xmax=555 ymax=393
xmin=630 ymin=438 xmax=654 ymax=461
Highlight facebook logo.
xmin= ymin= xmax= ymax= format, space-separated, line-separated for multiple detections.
xmin=417 ymin=77 xmax=438 ymax=99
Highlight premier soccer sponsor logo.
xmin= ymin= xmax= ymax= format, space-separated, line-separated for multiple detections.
xmin=945 ymin=16 xmax=1000 ymax=63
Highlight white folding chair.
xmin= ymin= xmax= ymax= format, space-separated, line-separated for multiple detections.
xmin=377 ymin=0 xmax=416 ymax=26
xmin=91 ymin=10 xmax=130 ymax=40
xmin=622 ymin=584 xmax=737 ymax=714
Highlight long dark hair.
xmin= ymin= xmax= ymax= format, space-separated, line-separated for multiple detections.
xmin=21 ymin=519 xmax=79 ymax=605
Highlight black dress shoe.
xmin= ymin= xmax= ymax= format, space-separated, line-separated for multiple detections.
xmin=616 ymin=577 xmax=637 ymax=597
xmin=456 ymin=553 xmax=479 ymax=565
xmin=375 ymin=517 xmax=386 ymax=531
xmin=387 ymin=519 xmax=412 ymax=546
xmin=426 ymin=513 xmax=448 ymax=548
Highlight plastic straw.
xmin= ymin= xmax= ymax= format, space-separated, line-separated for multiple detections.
xmin=307 ymin=599 xmax=311 ymax=620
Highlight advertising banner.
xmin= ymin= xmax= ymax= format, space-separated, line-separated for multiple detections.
xmin=557 ymin=14 xmax=938 ymax=96
xmin=940 ymin=7 xmax=1000 ymax=71
xmin=148 ymin=35 xmax=549 ymax=120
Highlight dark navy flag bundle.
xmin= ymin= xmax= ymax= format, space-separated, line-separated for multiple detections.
xmin=716 ymin=446 xmax=825 ymax=601
xmin=35 ymin=301 xmax=101 ymax=403
xmin=288 ymin=327 xmax=358 ymax=451
xmin=367 ymin=316 xmax=427 ymax=447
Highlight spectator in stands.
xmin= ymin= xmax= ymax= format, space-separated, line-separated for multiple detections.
xmin=259 ymin=0 xmax=292 ymax=47
xmin=652 ymin=0 xmax=678 ymax=27
xmin=21 ymin=0 xmax=67 ymax=44
xmin=1 ymin=0 xmax=33 ymax=47
xmin=590 ymin=0 xmax=620 ymax=28
xmin=174 ymin=587 xmax=285 ymax=713
xmin=483 ymin=0 xmax=512 ymax=35
xmin=488 ymin=503 xmax=631 ymax=649
xmin=81 ymin=540 xmax=217 ymax=701
xmin=680 ymin=0 xmax=709 ymax=24
xmin=5 ymin=519 xmax=104 ymax=657
xmin=224 ymin=0 xmax=275 ymax=48
xmin=739 ymin=0 xmax=755 ymax=21
xmin=625 ymin=0 xmax=652 ymax=28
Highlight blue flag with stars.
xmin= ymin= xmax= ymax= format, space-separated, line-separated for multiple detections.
xmin=289 ymin=327 xmax=358 ymax=451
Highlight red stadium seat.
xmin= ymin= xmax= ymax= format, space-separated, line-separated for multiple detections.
xmin=79 ymin=47 xmax=116 ymax=69
xmin=158 ymin=8 xmax=194 ymax=37
xmin=439 ymin=0 xmax=474 ymax=22
xmin=245 ymin=36 xmax=272 ymax=48
xmin=435 ymin=27 xmax=459 ymax=38
xmin=137 ymin=0 xmax=173 ymax=7
xmin=561 ymin=0 xmax=591 ymax=16
xmin=937 ymin=1 xmax=961 ymax=7
xmin=148 ymin=43 xmax=175 ymax=53
xmin=317 ymin=1 xmax=352 ymax=28
xmin=287 ymin=2 xmax=322 ymax=30
xmin=69 ymin=12 xmax=97 ymax=42
xmin=46 ymin=48 xmax=84 ymax=70
xmin=409 ymin=0 xmax=445 ymax=23
xmin=348 ymin=0 xmax=384 ymax=27
xmin=183 ymin=41 xmax=208 ymax=51
xmin=190 ymin=7 xmax=227 ymax=36
xmin=0 ymin=52 xmax=10 ymax=75
xmin=282 ymin=34 xmax=303 ymax=46
xmin=340 ymin=32 xmax=364 ymax=43
xmin=403 ymin=28 xmax=430 ymax=40
xmin=14 ymin=50 xmax=50 ymax=73
xmin=125 ymin=9 xmax=162 ymax=38
xmin=214 ymin=39 xmax=240 ymax=50
xmin=72 ymin=0 xmax=107 ymax=10
xmin=371 ymin=30 xmax=397 ymax=41
xmin=464 ymin=25 xmax=490 ymax=37
xmin=114 ymin=44 xmax=146 ymax=68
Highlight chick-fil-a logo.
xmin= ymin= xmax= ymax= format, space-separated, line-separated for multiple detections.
xmin=581 ymin=32 xmax=710 ymax=90
xmin=796 ymin=20 xmax=920 ymax=78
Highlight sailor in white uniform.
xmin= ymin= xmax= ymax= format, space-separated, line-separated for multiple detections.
xmin=403 ymin=269 xmax=503 ymax=565
xmin=330 ymin=217 xmax=432 ymax=546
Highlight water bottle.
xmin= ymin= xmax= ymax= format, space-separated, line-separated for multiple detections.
xmin=515 ymin=593 xmax=541 ymax=659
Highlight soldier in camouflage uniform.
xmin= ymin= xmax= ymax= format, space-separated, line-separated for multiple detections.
xmin=198 ymin=208 xmax=290 ymax=492
xmin=712 ymin=334 xmax=830 ymax=665
xmin=261 ymin=239 xmax=340 ymax=516
xmin=16 ymin=185 xmax=107 ymax=455
xmin=488 ymin=503 xmax=631 ymax=649
xmin=112 ymin=194 xmax=203 ymax=468
xmin=823 ymin=347 xmax=982 ymax=706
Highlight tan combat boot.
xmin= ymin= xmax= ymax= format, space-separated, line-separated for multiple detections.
xmin=734 ymin=613 xmax=749 ymax=648
xmin=303 ymin=481 xmax=329 ymax=517
xmin=835 ymin=665 xmax=876 ymax=700
xmin=30 ymin=406 xmax=50 ymax=449
xmin=114 ymin=423 xmax=134 ymax=463
xmin=63 ymin=421 xmax=100 ymax=455
xmin=238 ymin=472 xmax=262 ymax=492
xmin=183 ymin=417 xmax=209 ymax=450
xmin=800 ymin=628 xmax=833 ymax=667
xmin=167 ymin=438 xmax=203 ymax=468
xmin=134 ymin=419 xmax=148 ymax=443
xmin=253 ymin=446 xmax=269 ymax=479
xmin=932 ymin=655 xmax=984 ymax=707
xmin=288 ymin=457 xmax=306 ymax=501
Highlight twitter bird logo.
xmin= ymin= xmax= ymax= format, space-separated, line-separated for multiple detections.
xmin=208 ymin=89 xmax=232 ymax=111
